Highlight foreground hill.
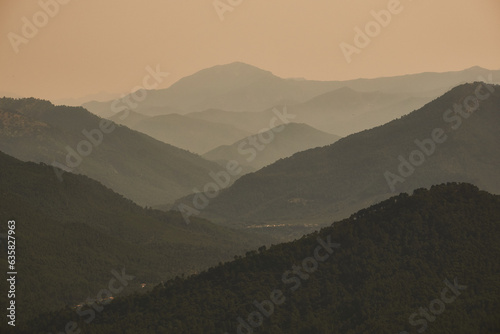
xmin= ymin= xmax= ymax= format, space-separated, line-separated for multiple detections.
xmin=0 ymin=97 xmax=224 ymax=206
xmin=0 ymin=151 xmax=273 ymax=325
xmin=203 ymin=123 xmax=340 ymax=172
xmin=195 ymin=83 xmax=500 ymax=227
xmin=23 ymin=183 xmax=500 ymax=333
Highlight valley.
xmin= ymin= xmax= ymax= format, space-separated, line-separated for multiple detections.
xmin=1 ymin=3 xmax=499 ymax=332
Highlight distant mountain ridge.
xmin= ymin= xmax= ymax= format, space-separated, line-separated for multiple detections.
xmin=0 ymin=97 xmax=225 ymax=206
xmin=127 ymin=113 xmax=252 ymax=154
xmin=203 ymin=123 xmax=340 ymax=171
xmin=108 ymin=109 xmax=150 ymax=128
xmin=183 ymin=89 xmax=429 ymax=139
xmin=284 ymin=87 xmax=430 ymax=135
xmin=191 ymin=83 xmax=500 ymax=227
xmin=83 ymin=62 xmax=500 ymax=118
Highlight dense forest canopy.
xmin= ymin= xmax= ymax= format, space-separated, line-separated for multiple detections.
xmin=14 ymin=183 xmax=500 ymax=334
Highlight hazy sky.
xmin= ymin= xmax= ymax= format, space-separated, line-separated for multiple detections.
xmin=1 ymin=0 xmax=499 ymax=102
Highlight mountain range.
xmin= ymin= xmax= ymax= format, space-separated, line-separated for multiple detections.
xmin=0 ymin=151 xmax=274 ymax=323
xmin=1 ymin=64 xmax=499 ymax=333
xmin=111 ymin=111 xmax=252 ymax=154
xmin=203 ymin=123 xmax=340 ymax=171
xmin=276 ymin=87 xmax=430 ymax=136
xmin=0 ymin=98 xmax=226 ymax=206
xmin=84 ymin=63 xmax=500 ymax=143
xmin=83 ymin=62 xmax=500 ymax=120
xmin=185 ymin=83 xmax=500 ymax=228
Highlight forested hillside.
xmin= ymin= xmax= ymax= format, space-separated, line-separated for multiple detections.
xmin=0 ymin=151 xmax=273 ymax=327
xmin=0 ymin=97 xmax=224 ymax=206
xmin=197 ymin=83 xmax=500 ymax=227
xmin=20 ymin=183 xmax=500 ymax=334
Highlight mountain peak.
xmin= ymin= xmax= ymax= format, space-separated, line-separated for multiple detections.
xmin=192 ymin=61 xmax=274 ymax=78
xmin=442 ymin=81 xmax=494 ymax=97
xmin=464 ymin=65 xmax=488 ymax=72
xmin=0 ymin=97 xmax=55 ymax=111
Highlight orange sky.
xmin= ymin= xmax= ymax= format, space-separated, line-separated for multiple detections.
xmin=1 ymin=0 xmax=500 ymax=101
